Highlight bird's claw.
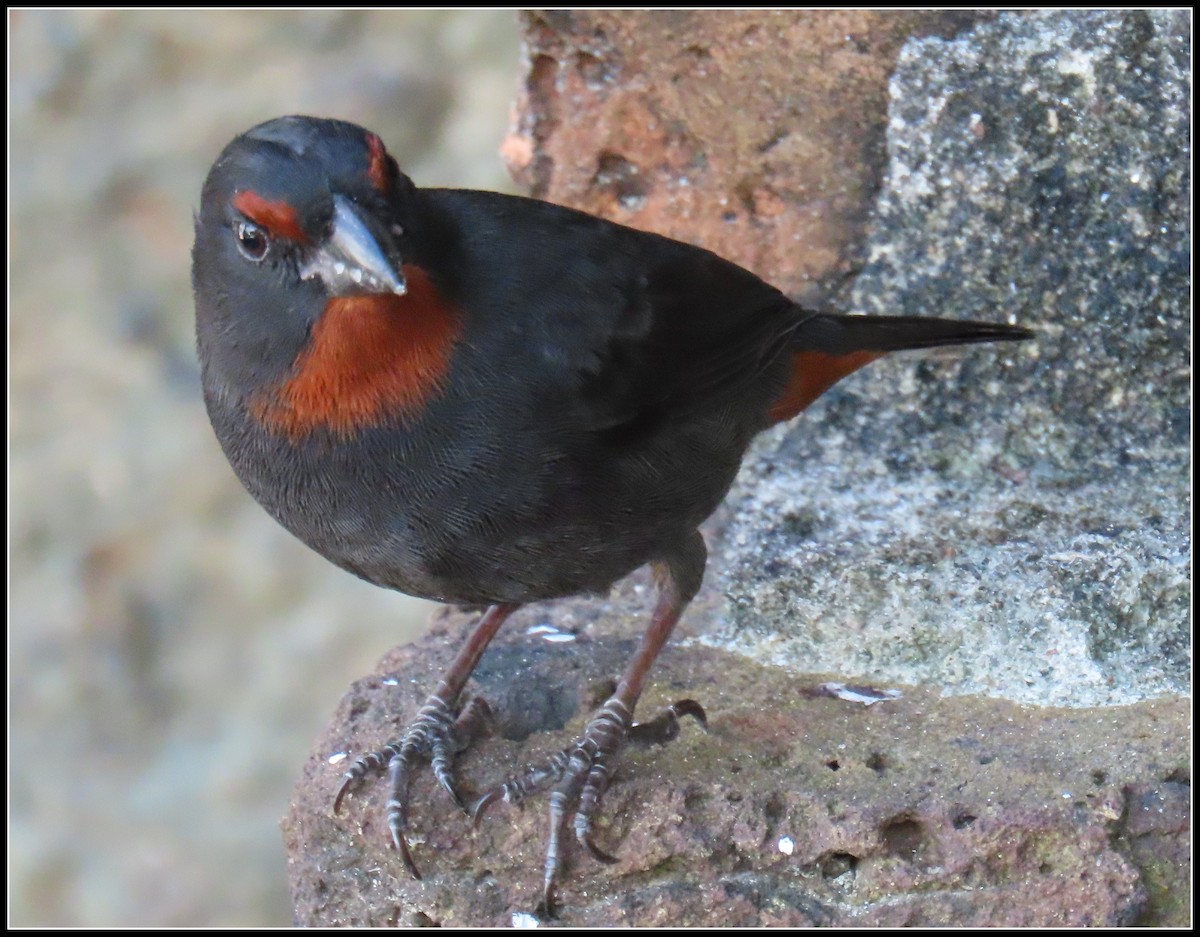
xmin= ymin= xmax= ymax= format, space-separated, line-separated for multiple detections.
xmin=472 ymin=697 xmax=706 ymax=909
xmin=628 ymin=698 xmax=707 ymax=745
xmin=579 ymin=830 xmax=619 ymax=865
xmin=332 ymin=692 xmax=493 ymax=878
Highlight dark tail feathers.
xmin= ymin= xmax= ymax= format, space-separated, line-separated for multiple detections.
xmin=793 ymin=312 xmax=1034 ymax=355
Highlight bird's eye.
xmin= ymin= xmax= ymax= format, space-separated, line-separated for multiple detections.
xmin=235 ymin=221 xmax=270 ymax=261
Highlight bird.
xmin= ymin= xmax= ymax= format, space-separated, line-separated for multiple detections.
xmin=192 ymin=115 xmax=1033 ymax=914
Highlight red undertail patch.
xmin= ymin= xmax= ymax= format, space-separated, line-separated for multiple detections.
xmin=768 ymin=349 xmax=883 ymax=423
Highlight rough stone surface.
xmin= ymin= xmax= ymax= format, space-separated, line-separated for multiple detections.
xmin=715 ymin=8 xmax=1190 ymax=706
xmin=285 ymin=606 xmax=1188 ymax=926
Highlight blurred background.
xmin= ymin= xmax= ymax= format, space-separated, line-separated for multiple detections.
xmin=9 ymin=10 xmax=521 ymax=925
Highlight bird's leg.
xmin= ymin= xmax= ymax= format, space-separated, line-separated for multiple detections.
xmin=333 ymin=602 xmax=519 ymax=878
xmin=543 ymin=577 xmax=693 ymax=912
xmin=475 ymin=533 xmax=707 ymax=916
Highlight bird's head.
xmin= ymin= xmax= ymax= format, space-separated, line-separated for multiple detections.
xmin=193 ymin=116 xmax=459 ymax=440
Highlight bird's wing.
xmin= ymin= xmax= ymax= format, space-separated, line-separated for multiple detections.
xmin=568 ymin=234 xmax=802 ymax=438
xmin=421 ymin=189 xmax=801 ymax=437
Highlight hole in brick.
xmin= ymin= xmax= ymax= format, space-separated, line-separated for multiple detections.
xmin=866 ymin=752 xmax=888 ymax=774
xmin=819 ymin=851 xmax=858 ymax=878
xmin=575 ymin=51 xmax=614 ymax=86
xmin=593 ymin=152 xmax=649 ymax=212
xmin=826 ymin=759 xmax=841 ymax=771
xmin=882 ymin=815 xmax=926 ymax=860
xmin=952 ymin=811 xmax=977 ymax=829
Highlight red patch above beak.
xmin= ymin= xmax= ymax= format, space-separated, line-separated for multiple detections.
xmin=252 ymin=265 xmax=461 ymax=440
xmin=365 ymin=133 xmax=392 ymax=195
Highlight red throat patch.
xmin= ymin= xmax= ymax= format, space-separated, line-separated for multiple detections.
xmin=768 ymin=349 xmax=883 ymax=423
xmin=252 ymin=266 xmax=461 ymax=439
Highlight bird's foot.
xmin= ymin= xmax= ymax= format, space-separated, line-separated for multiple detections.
xmin=473 ymin=697 xmax=706 ymax=916
xmin=332 ymin=692 xmax=492 ymax=879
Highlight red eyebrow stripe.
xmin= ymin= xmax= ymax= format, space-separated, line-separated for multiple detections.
xmin=232 ymin=190 xmax=309 ymax=243
xmin=365 ymin=133 xmax=391 ymax=194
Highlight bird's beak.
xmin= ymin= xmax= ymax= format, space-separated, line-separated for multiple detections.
xmin=300 ymin=195 xmax=407 ymax=296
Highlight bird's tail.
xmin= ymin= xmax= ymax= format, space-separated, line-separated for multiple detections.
xmin=769 ymin=312 xmax=1033 ymax=423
